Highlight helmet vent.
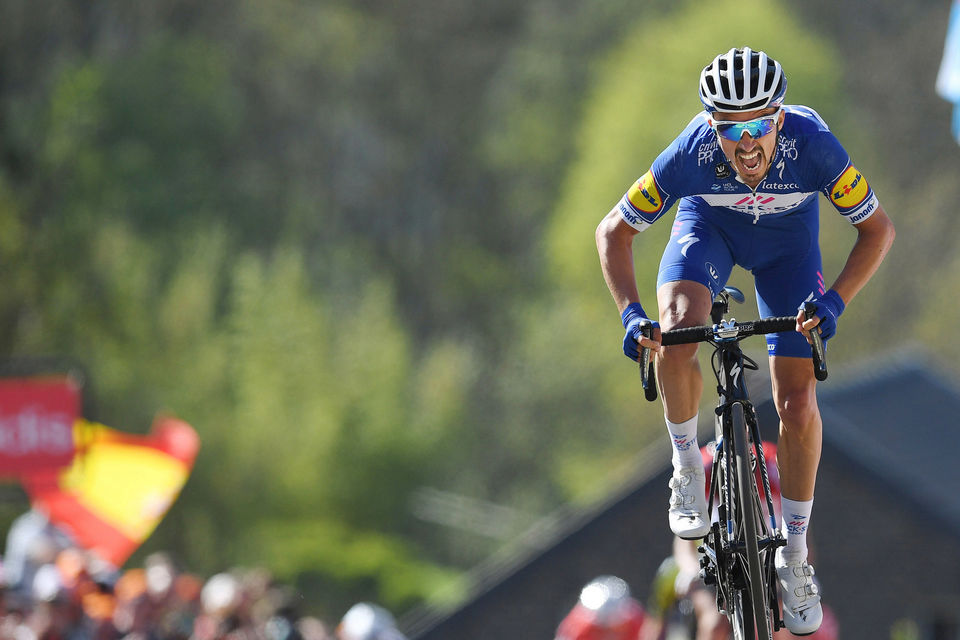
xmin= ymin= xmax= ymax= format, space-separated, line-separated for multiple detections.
xmin=698 ymin=47 xmax=786 ymax=113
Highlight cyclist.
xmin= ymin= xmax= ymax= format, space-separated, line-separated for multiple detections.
xmin=596 ymin=47 xmax=895 ymax=634
xmin=337 ymin=602 xmax=408 ymax=640
xmin=554 ymin=575 xmax=647 ymax=640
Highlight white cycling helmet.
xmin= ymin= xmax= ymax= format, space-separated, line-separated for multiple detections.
xmin=578 ymin=575 xmax=634 ymax=625
xmin=338 ymin=603 xmax=407 ymax=640
xmin=699 ymin=47 xmax=786 ymax=113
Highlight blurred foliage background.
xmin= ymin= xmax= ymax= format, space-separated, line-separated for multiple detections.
xmin=1 ymin=0 xmax=958 ymax=624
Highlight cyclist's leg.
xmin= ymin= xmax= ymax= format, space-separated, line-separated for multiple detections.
xmin=754 ymin=234 xmax=824 ymax=634
xmin=656 ymin=213 xmax=733 ymax=538
xmin=769 ymin=357 xmax=820 ymax=502
xmin=655 ymin=280 xmax=711 ymax=422
xmin=690 ymin=587 xmax=730 ymax=640
xmin=656 ymin=213 xmax=734 ymax=423
xmin=753 ymin=237 xmax=823 ymax=504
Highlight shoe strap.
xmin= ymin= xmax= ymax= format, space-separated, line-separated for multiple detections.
xmin=793 ymin=582 xmax=820 ymax=599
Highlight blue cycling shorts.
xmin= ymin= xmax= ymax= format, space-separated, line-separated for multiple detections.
xmin=656 ymin=201 xmax=824 ymax=358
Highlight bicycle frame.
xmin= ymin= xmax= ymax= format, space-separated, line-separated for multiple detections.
xmin=708 ymin=322 xmax=780 ymax=544
xmin=702 ymin=319 xmax=784 ymax=638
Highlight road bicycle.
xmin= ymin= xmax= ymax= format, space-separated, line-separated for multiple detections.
xmin=638 ymin=286 xmax=827 ymax=640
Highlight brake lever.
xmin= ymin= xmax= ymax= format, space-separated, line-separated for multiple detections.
xmin=802 ymin=302 xmax=828 ymax=381
xmin=639 ymin=321 xmax=658 ymax=401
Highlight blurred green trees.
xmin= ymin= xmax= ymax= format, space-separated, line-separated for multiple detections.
xmin=0 ymin=0 xmax=957 ymax=622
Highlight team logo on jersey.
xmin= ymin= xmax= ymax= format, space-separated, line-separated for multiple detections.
xmin=777 ymin=136 xmax=798 ymax=160
xmin=627 ymin=171 xmax=663 ymax=214
xmin=715 ymin=163 xmax=731 ymax=179
xmin=830 ymin=165 xmax=869 ymax=209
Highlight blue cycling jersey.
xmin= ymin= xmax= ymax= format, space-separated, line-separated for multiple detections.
xmin=612 ymin=106 xmax=880 ymax=358
xmin=615 ymin=105 xmax=879 ymax=231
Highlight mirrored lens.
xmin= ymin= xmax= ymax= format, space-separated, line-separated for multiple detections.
xmin=714 ymin=116 xmax=778 ymax=141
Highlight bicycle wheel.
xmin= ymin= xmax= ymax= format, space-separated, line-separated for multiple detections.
xmin=732 ymin=402 xmax=773 ymax=640
xmin=730 ymin=588 xmax=756 ymax=640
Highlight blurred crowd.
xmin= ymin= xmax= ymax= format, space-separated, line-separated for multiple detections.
xmin=0 ymin=511 xmax=407 ymax=640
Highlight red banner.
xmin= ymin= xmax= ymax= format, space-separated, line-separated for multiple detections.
xmin=0 ymin=378 xmax=80 ymax=477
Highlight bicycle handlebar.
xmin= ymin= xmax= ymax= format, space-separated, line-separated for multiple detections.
xmin=660 ymin=317 xmax=795 ymax=345
xmin=640 ymin=315 xmax=828 ymax=401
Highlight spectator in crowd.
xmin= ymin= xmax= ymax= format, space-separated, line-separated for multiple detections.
xmin=4 ymin=510 xmax=75 ymax=598
xmin=0 ymin=543 xmax=363 ymax=640
xmin=0 ymin=513 xmax=411 ymax=640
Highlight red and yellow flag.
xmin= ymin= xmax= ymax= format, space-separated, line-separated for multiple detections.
xmin=23 ymin=416 xmax=200 ymax=567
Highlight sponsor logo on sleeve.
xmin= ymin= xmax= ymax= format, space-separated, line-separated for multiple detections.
xmin=626 ymin=171 xmax=664 ymax=215
xmin=618 ymin=202 xmax=640 ymax=224
xmin=617 ymin=201 xmax=651 ymax=230
xmin=846 ymin=195 xmax=878 ymax=224
xmin=830 ymin=165 xmax=869 ymax=209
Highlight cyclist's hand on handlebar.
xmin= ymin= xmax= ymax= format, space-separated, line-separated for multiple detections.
xmin=621 ymin=302 xmax=661 ymax=361
xmin=796 ymin=289 xmax=845 ymax=343
xmin=796 ymin=308 xmax=817 ymax=345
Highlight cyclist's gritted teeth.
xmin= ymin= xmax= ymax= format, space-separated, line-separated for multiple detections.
xmin=737 ymin=149 xmax=764 ymax=174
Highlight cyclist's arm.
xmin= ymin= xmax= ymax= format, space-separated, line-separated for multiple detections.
xmin=800 ymin=205 xmax=895 ymax=331
xmin=829 ymin=205 xmax=895 ymax=304
xmin=596 ymin=210 xmax=642 ymax=315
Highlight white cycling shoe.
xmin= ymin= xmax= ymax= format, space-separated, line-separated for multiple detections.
xmin=776 ymin=549 xmax=823 ymax=635
xmin=667 ymin=466 xmax=710 ymax=539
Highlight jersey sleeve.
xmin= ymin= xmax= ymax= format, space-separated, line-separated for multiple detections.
xmin=613 ymin=169 xmax=672 ymax=231
xmin=809 ymin=131 xmax=879 ymax=224
xmin=612 ymin=135 xmax=687 ymax=231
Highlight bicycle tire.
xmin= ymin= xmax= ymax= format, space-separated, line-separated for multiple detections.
xmin=731 ymin=589 xmax=755 ymax=640
xmin=732 ymin=402 xmax=773 ymax=640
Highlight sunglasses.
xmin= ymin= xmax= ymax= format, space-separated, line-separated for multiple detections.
xmin=711 ymin=108 xmax=782 ymax=141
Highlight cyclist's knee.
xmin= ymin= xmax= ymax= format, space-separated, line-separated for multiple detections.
xmin=775 ymin=387 xmax=819 ymax=428
xmin=771 ymin=357 xmax=820 ymax=428
xmin=657 ymin=280 xmax=711 ymax=366
xmin=657 ymin=281 xmax=712 ymax=330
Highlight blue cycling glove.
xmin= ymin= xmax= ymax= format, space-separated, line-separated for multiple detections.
xmin=804 ymin=289 xmax=845 ymax=341
xmin=621 ymin=302 xmax=659 ymax=362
